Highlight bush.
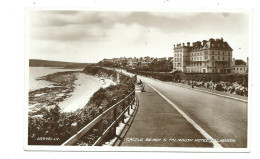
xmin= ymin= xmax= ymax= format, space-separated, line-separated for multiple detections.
xmin=215 ymin=84 xmax=224 ymax=91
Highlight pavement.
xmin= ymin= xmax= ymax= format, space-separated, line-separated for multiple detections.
xmin=119 ymin=75 xmax=248 ymax=148
xmin=164 ymin=81 xmax=248 ymax=102
xmin=120 ymin=84 xmax=213 ymax=147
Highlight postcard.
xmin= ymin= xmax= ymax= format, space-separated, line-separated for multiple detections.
xmin=24 ymin=8 xmax=251 ymax=152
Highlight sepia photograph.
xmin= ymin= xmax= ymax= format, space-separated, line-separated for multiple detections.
xmin=25 ymin=9 xmax=251 ymax=151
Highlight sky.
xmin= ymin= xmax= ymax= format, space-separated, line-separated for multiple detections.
xmin=29 ymin=10 xmax=250 ymax=63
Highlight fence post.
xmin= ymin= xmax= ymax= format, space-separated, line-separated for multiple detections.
xmin=113 ymin=98 xmax=117 ymax=136
xmin=121 ymin=94 xmax=126 ymax=124
xmin=98 ymin=105 xmax=104 ymax=137
xmin=127 ymin=91 xmax=131 ymax=115
xmin=70 ymin=122 xmax=78 ymax=137
xmin=131 ymin=92 xmax=135 ymax=109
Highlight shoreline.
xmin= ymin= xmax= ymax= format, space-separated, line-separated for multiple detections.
xmin=29 ymin=69 xmax=116 ymax=117
xmin=59 ymin=74 xmax=116 ymax=113
xmin=29 ymin=67 xmax=82 ymax=91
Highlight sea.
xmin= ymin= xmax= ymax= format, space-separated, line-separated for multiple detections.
xmin=29 ymin=67 xmax=115 ymax=112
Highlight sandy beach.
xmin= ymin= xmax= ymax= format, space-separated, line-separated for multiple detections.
xmin=29 ymin=67 xmax=116 ymax=116
xmin=60 ymin=74 xmax=114 ymax=112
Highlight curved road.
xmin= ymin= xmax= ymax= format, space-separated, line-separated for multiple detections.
xmin=137 ymin=75 xmax=248 ymax=148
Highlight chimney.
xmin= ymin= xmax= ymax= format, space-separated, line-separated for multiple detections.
xmin=232 ymin=58 xmax=235 ymax=66
xmin=202 ymin=40 xmax=207 ymax=46
xmin=187 ymin=42 xmax=190 ymax=47
xmin=182 ymin=43 xmax=185 ymax=46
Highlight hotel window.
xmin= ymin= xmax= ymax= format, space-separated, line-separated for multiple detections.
xmin=212 ymin=51 xmax=214 ymax=54
xmin=212 ymin=56 xmax=214 ymax=60
xmin=223 ymin=57 xmax=224 ymax=60
xmin=228 ymin=52 xmax=230 ymax=55
xmin=228 ymin=57 xmax=231 ymax=61
xmin=218 ymin=51 xmax=220 ymax=55
xmin=205 ymin=56 xmax=208 ymax=59
xmin=200 ymin=52 xmax=202 ymax=55
xmin=234 ymin=68 xmax=235 ymax=70
xmin=218 ymin=56 xmax=220 ymax=60
xmin=240 ymin=68 xmax=242 ymax=71
xmin=212 ymin=62 xmax=215 ymax=66
xmin=223 ymin=51 xmax=225 ymax=55
xmin=200 ymin=57 xmax=202 ymax=60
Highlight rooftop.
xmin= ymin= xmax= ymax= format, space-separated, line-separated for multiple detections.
xmin=174 ymin=38 xmax=233 ymax=51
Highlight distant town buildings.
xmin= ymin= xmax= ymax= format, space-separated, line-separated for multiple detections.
xmin=101 ymin=56 xmax=153 ymax=68
xmin=100 ymin=56 xmax=173 ymax=70
xmin=173 ymin=38 xmax=233 ymax=73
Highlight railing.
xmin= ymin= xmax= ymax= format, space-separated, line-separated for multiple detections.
xmin=61 ymin=90 xmax=138 ymax=146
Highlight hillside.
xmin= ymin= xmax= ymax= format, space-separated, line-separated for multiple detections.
xmin=29 ymin=59 xmax=92 ymax=68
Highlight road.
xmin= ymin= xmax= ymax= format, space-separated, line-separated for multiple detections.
xmin=113 ymin=69 xmax=248 ymax=148
xmin=134 ymin=75 xmax=248 ymax=148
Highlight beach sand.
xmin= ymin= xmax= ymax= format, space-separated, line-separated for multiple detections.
xmin=59 ymin=73 xmax=116 ymax=112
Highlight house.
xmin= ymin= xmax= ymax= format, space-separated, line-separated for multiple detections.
xmin=173 ymin=38 xmax=233 ymax=73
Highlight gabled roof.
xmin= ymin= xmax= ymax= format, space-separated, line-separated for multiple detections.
xmin=189 ymin=38 xmax=233 ymax=51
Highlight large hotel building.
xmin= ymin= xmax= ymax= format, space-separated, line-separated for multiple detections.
xmin=173 ymin=38 xmax=233 ymax=73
